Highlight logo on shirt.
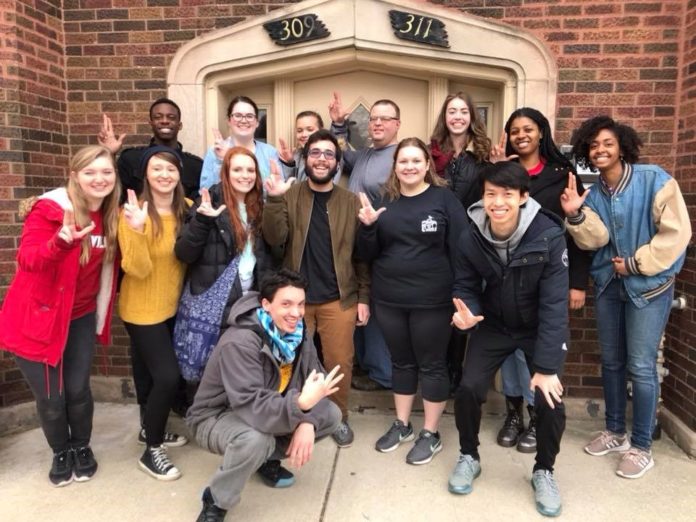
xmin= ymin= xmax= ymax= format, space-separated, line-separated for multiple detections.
xmin=421 ymin=215 xmax=437 ymax=233
xmin=561 ymin=248 xmax=569 ymax=267
xmin=90 ymin=235 xmax=106 ymax=249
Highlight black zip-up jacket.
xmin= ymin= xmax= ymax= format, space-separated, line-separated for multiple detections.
xmin=453 ymin=208 xmax=569 ymax=375
xmin=174 ymin=184 xmax=272 ymax=322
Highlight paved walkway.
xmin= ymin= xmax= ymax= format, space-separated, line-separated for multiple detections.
xmin=1 ymin=399 xmax=694 ymax=521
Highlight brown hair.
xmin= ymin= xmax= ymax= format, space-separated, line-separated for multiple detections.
xmin=430 ymin=92 xmax=491 ymax=162
xmin=140 ymin=152 xmax=188 ymax=237
xmin=382 ymin=137 xmax=445 ymax=201
xmin=67 ymin=145 xmax=121 ymax=265
xmin=220 ymin=146 xmax=264 ymax=252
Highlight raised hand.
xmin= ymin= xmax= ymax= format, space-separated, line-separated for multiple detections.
xmin=560 ymin=172 xmax=589 ymax=218
xmin=122 ymin=189 xmax=148 ymax=232
xmin=212 ymin=128 xmax=229 ymax=161
xmin=196 ymin=188 xmax=227 ymax=218
xmin=278 ymin=137 xmax=294 ymax=163
xmin=297 ymin=365 xmax=344 ymax=411
xmin=451 ymin=298 xmax=484 ymax=330
xmin=530 ymin=373 xmax=564 ymax=409
xmin=489 ymin=131 xmax=519 ymax=164
xmin=328 ymin=91 xmax=349 ymax=124
xmin=58 ymin=209 xmax=95 ymax=245
xmin=97 ymin=113 xmax=126 ymax=155
xmin=263 ymin=160 xmax=295 ymax=197
xmin=357 ymin=192 xmax=386 ymax=226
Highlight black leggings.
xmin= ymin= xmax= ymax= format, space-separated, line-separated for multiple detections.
xmin=15 ymin=313 xmax=96 ymax=453
xmin=125 ymin=318 xmax=180 ymax=446
xmin=374 ymin=304 xmax=452 ymax=402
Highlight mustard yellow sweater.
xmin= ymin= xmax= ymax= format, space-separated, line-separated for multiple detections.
xmin=118 ymin=213 xmax=186 ymax=325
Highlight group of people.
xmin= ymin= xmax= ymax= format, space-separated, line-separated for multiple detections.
xmin=0 ymin=90 xmax=690 ymax=521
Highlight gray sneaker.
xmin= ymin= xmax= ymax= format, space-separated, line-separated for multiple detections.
xmin=584 ymin=430 xmax=629 ymax=456
xmin=332 ymin=420 xmax=354 ymax=448
xmin=406 ymin=429 xmax=442 ymax=465
xmin=448 ymin=454 xmax=481 ymax=495
xmin=615 ymin=446 xmax=654 ymax=479
xmin=531 ymin=469 xmax=562 ymax=517
xmin=375 ymin=420 xmax=414 ymax=452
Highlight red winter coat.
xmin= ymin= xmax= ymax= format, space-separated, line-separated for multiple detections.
xmin=0 ymin=188 xmax=118 ymax=367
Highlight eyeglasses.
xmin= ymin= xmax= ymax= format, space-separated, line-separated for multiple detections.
xmin=368 ymin=116 xmax=399 ymax=123
xmin=308 ymin=148 xmax=337 ymax=160
xmin=230 ymin=113 xmax=257 ymax=122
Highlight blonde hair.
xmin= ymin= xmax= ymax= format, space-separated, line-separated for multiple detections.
xmin=382 ymin=137 xmax=445 ymax=201
xmin=67 ymin=145 xmax=121 ymax=265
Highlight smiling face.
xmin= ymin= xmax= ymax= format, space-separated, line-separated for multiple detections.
xmin=508 ymin=116 xmax=542 ymax=159
xmin=482 ymin=180 xmax=529 ymax=239
xmin=445 ymin=97 xmax=472 ymax=138
xmin=146 ymin=155 xmax=181 ymax=197
xmin=227 ymin=101 xmax=259 ymax=140
xmin=262 ymin=285 xmax=305 ymax=334
xmin=227 ymin=153 xmax=257 ymax=199
xmin=395 ymin=145 xmax=429 ymax=193
xmin=73 ymin=155 xmax=117 ymax=209
xmin=295 ymin=115 xmax=321 ymax=148
xmin=305 ymin=139 xmax=338 ymax=186
xmin=589 ymin=128 xmax=622 ymax=174
xmin=368 ymin=103 xmax=400 ymax=147
xmin=149 ymin=102 xmax=182 ymax=143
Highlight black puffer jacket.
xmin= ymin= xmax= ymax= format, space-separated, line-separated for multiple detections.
xmin=174 ymin=183 xmax=272 ymax=322
xmin=447 ymin=152 xmax=488 ymax=210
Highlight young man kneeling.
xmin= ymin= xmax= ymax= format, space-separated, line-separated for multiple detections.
xmin=187 ymin=269 xmax=343 ymax=521
xmin=449 ymin=162 xmax=568 ymax=517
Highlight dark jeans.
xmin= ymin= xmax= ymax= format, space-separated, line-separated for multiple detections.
xmin=15 ymin=313 xmax=97 ymax=453
xmin=375 ymin=304 xmax=452 ymax=402
xmin=454 ymin=325 xmax=566 ymax=472
xmin=125 ymin=317 xmax=181 ymax=446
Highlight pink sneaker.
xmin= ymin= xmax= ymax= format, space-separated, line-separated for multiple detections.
xmin=584 ymin=430 xmax=630 ymax=456
xmin=616 ymin=447 xmax=654 ymax=479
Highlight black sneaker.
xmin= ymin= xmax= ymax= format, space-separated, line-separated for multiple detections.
xmin=517 ymin=405 xmax=537 ymax=453
xmin=138 ymin=428 xmax=188 ymax=448
xmin=196 ymin=487 xmax=227 ymax=522
xmin=406 ymin=429 xmax=443 ymax=465
xmin=332 ymin=420 xmax=354 ymax=448
xmin=375 ymin=419 xmax=414 ymax=453
xmin=139 ymin=445 xmax=182 ymax=481
xmin=49 ymin=449 xmax=74 ymax=487
xmin=256 ymin=459 xmax=295 ymax=488
xmin=73 ymin=446 xmax=98 ymax=482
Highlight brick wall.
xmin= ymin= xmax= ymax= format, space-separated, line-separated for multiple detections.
xmin=0 ymin=0 xmax=694 ymax=426
xmin=0 ymin=0 xmax=68 ymax=406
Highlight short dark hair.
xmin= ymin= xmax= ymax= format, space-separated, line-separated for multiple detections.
xmin=227 ymin=96 xmax=259 ymax=119
xmin=371 ymin=99 xmax=400 ymax=120
xmin=259 ymin=269 xmax=308 ymax=302
xmin=149 ymin=98 xmax=181 ymax=120
xmin=480 ymin=161 xmax=530 ymax=195
xmin=571 ymin=115 xmax=642 ymax=171
xmin=302 ymin=129 xmax=342 ymax=163
xmin=296 ymin=110 xmax=324 ymax=128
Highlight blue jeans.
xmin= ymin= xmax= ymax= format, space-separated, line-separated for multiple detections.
xmin=354 ymin=305 xmax=392 ymax=388
xmin=595 ymin=278 xmax=673 ymax=450
xmin=501 ymin=349 xmax=534 ymax=405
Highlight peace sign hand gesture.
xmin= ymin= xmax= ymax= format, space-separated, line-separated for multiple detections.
xmin=58 ymin=209 xmax=95 ymax=246
xmin=357 ymin=192 xmax=386 ymax=226
xmin=212 ymin=129 xmax=229 ymax=161
xmin=97 ymin=113 xmax=127 ymax=155
xmin=489 ymin=131 xmax=519 ymax=164
xmin=452 ymin=298 xmax=484 ymax=331
xmin=196 ymin=188 xmax=227 ymax=218
xmin=278 ymin=137 xmax=294 ymax=164
xmin=264 ymin=160 xmax=295 ymax=197
xmin=122 ymin=189 xmax=148 ymax=232
xmin=560 ymin=172 xmax=590 ymax=218
xmin=328 ymin=91 xmax=349 ymax=125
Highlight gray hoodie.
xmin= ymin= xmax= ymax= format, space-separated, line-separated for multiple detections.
xmin=467 ymin=197 xmax=542 ymax=264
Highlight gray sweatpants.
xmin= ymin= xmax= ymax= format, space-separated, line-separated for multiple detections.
xmin=193 ymin=404 xmax=341 ymax=510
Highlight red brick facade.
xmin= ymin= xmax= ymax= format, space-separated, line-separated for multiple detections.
xmin=0 ymin=0 xmax=694 ymax=431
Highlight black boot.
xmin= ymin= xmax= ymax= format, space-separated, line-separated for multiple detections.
xmin=496 ymin=397 xmax=524 ymax=447
xmin=517 ymin=404 xmax=537 ymax=453
xmin=196 ymin=487 xmax=227 ymax=522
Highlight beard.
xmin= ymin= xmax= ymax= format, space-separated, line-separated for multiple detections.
xmin=305 ymin=163 xmax=338 ymax=186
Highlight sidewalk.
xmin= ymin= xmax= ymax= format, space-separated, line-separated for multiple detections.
xmin=1 ymin=397 xmax=694 ymax=521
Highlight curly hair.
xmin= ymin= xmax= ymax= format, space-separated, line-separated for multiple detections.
xmin=504 ymin=107 xmax=573 ymax=170
xmin=430 ymin=92 xmax=491 ymax=163
xmin=571 ymin=115 xmax=642 ymax=171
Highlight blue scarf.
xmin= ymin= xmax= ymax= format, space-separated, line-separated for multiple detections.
xmin=256 ymin=308 xmax=304 ymax=365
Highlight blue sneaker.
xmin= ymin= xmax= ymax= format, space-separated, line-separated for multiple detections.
xmin=531 ymin=469 xmax=562 ymax=517
xmin=447 ymin=454 xmax=481 ymax=495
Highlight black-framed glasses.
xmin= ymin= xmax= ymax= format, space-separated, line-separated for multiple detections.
xmin=230 ymin=113 xmax=257 ymax=122
xmin=308 ymin=148 xmax=337 ymax=160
